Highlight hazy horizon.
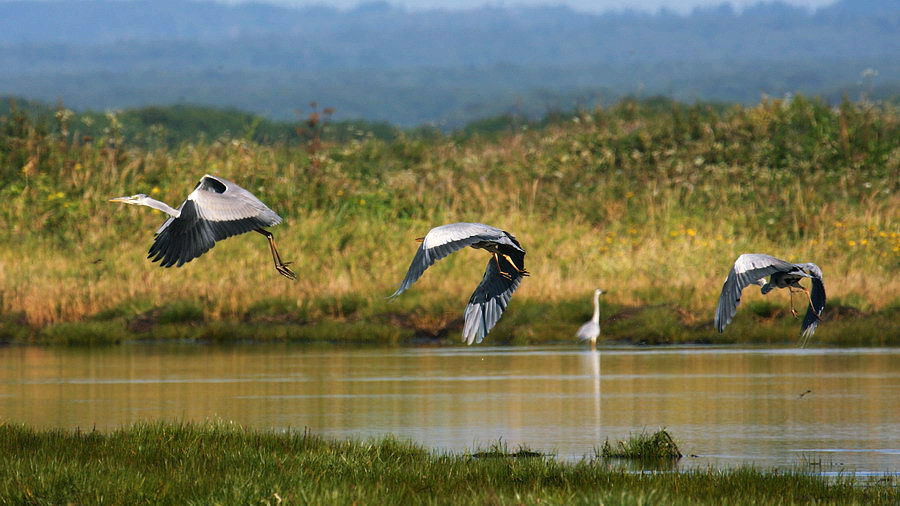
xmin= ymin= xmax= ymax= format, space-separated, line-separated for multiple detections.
xmin=0 ymin=0 xmax=893 ymax=126
xmin=221 ymin=0 xmax=838 ymax=14
xmin=0 ymin=0 xmax=841 ymax=14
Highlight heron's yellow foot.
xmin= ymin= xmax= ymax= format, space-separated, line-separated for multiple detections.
xmin=501 ymin=254 xmax=529 ymax=276
xmin=276 ymin=262 xmax=298 ymax=281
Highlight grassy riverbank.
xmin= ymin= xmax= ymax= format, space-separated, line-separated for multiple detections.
xmin=0 ymin=96 xmax=897 ymax=345
xmin=0 ymin=421 xmax=896 ymax=505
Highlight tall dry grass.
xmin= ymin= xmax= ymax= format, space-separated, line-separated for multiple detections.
xmin=0 ymin=96 xmax=897 ymax=333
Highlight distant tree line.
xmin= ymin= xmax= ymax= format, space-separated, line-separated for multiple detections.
xmin=0 ymin=0 xmax=896 ymax=125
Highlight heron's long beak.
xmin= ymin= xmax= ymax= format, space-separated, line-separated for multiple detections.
xmin=415 ymin=237 xmax=425 ymax=242
xmin=108 ymin=196 xmax=132 ymax=203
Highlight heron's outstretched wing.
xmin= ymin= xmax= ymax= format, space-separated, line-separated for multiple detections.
xmin=800 ymin=263 xmax=826 ymax=344
xmin=462 ymin=255 xmax=523 ymax=345
xmin=148 ymin=175 xmax=282 ymax=267
xmin=714 ymin=253 xmax=797 ymax=332
xmin=390 ymin=222 xmax=507 ymax=298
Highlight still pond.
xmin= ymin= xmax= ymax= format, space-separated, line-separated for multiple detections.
xmin=1 ymin=345 xmax=897 ymax=474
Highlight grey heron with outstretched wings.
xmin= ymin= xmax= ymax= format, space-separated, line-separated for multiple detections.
xmin=391 ymin=222 xmax=529 ymax=345
xmin=714 ymin=253 xmax=825 ymax=346
xmin=109 ymin=174 xmax=297 ymax=280
xmin=576 ymin=289 xmax=604 ymax=348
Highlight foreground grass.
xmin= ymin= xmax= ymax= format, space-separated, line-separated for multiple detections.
xmin=0 ymin=421 xmax=896 ymax=505
xmin=0 ymin=96 xmax=897 ymax=345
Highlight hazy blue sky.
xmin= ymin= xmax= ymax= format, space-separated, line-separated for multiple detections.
xmin=239 ymin=0 xmax=838 ymax=14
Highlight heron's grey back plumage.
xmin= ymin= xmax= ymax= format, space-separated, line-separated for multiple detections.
xmin=390 ymin=222 xmax=521 ymax=298
xmin=148 ymin=175 xmax=282 ymax=268
xmin=714 ymin=253 xmax=799 ymax=332
xmin=463 ymin=255 xmax=524 ymax=345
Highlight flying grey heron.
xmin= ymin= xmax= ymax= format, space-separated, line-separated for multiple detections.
xmin=714 ymin=253 xmax=826 ymax=346
xmin=576 ymin=289 xmax=604 ymax=348
xmin=109 ymin=174 xmax=297 ymax=280
xmin=391 ymin=222 xmax=529 ymax=344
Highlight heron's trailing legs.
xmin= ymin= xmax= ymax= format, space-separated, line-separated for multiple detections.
xmin=503 ymin=254 xmax=530 ymax=276
xmin=789 ymin=286 xmax=822 ymax=321
xmin=255 ymin=229 xmax=297 ymax=280
xmin=493 ymin=253 xmax=530 ymax=280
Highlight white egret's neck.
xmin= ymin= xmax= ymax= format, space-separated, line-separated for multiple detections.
xmin=592 ymin=291 xmax=601 ymax=324
xmin=139 ymin=197 xmax=180 ymax=217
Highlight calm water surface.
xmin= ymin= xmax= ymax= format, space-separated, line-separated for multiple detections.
xmin=1 ymin=345 xmax=898 ymax=473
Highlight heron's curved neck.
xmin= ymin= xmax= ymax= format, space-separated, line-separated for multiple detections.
xmin=140 ymin=198 xmax=180 ymax=217
xmin=592 ymin=293 xmax=601 ymax=324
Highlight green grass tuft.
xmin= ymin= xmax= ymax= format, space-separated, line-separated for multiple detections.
xmin=471 ymin=439 xmax=545 ymax=459
xmin=601 ymin=429 xmax=684 ymax=460
xmin=39 ymin=321 xmax=127 ymax=345
xmin=157 ymin=300 xmax=205 ymax=324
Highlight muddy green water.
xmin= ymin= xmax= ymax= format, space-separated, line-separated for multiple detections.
xmin=1 ymin=345 xmax=897 ymax=474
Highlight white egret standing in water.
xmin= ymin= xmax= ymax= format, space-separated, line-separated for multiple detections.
xmin=576 ymin=289 xmax=604 ymax=348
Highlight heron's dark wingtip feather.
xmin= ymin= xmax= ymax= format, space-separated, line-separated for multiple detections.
xmin=462 ymin=257 xmax=524 ymax=344
xmin=800 ymin=276 xmax=826 ymax=340
xmin=713 ymin=268 xmax=740 ymax=333
xmin=391 ymin=244 xmax=430 ymax=298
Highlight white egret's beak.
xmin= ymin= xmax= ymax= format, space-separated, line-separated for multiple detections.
xmin=108 ymin=196 xmax=134 ymax=203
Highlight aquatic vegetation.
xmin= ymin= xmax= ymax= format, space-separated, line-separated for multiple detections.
xmin=600 ymin=429 xmax=683 ymax=460
xmin=471 ymin=438 xmax=544 ymax=459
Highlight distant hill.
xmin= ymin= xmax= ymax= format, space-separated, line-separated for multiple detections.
xmin=0 ymin=0 xmax=896 ymax=126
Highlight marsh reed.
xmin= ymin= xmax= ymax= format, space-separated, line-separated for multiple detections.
xmin=1 ymin=96 xmax=897 ymax=343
